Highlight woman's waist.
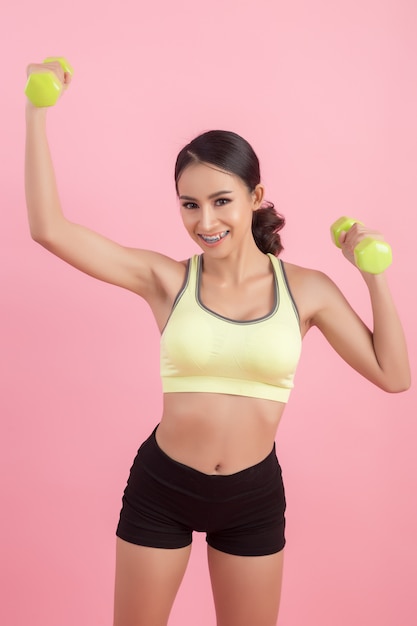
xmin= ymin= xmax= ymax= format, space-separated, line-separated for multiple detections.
xmin=157 ymin=392 xmax=285 ymax=475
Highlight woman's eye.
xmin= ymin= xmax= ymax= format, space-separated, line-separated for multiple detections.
xmin=182 ymin=198 xmax=230 ymax=209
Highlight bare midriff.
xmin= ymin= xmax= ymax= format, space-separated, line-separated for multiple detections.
xmin=155 ymin=392 xmax=286 ymax=475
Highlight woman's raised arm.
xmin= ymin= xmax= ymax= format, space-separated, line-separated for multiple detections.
xmin=25 ymin=62 xmax=180 ymax=300
xmin=311 ymin=223 xmax=411 ymax=393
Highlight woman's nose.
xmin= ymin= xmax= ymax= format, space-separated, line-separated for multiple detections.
xmin=199 ymin=206 xmax=218 ymax=231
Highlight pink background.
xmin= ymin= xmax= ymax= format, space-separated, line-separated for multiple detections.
xmin=1 ymin=1 xmax=416 ymax=624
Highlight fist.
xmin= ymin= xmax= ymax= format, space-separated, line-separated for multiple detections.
xmin=339 ymin=222 xmax=386 ymax=269
xmin=25 ymin=58 xmax=73 ymax=108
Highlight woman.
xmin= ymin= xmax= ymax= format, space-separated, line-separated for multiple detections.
xmin=25 ymin=62 xmax=410 ymax=626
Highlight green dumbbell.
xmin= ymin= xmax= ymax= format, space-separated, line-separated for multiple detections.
xmin=330 ymin=216 xmax=392 ymax=274
xmin=25 ymin=57 xmax=73 ymax=107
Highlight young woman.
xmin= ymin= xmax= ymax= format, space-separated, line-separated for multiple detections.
xmin=25 ymin=62 xmax=410 ymax=626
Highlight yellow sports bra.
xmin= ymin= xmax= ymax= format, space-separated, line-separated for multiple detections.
xmin=160 ymin=254 xmax=302 ymax=403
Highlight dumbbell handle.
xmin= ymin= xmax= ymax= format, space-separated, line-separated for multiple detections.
xmin=330 ymin=216 xmax=392 ymax=274
xmin=25 ymin=57 xmax=73 ymax=107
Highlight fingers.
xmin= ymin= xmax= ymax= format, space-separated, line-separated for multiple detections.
xmin=26 ymin=61 xmax=70 ymax=87
xmin=338 ymin=230 xmax=347 ymax=245
xmin=341 ymin=222 xmax=385 ymax=253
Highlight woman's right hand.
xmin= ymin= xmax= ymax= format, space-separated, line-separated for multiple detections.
xmin=25 ymin=61 xmax=72 ymax=108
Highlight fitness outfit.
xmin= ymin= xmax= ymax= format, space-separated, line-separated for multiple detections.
xmin=116 ymin=253 xmax=302 ymax=556
xmin=161 ymin=253 xmax=301 ymax=402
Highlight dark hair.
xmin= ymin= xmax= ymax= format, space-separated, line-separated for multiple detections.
xmin=175 ymin=130 xmax=285 ymax=256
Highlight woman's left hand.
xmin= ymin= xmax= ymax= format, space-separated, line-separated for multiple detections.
xmin=338 ymin=222 xmax=386 ymax=270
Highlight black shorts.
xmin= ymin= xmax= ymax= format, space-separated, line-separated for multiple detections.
xmin=116 ymin=426 xmax=286 ymax=557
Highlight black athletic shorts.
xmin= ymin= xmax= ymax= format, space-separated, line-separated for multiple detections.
xmin=116 ymin=426 xmax=286 ymax=557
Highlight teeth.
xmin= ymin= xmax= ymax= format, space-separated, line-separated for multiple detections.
xmin=200 ymin=231 xmax=229 ymax=243
xmin=204 ymin=235 xmax=220 ymax=242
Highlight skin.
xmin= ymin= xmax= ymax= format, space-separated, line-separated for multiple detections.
xmin=25 ymin=62 xmax=410 ymax=626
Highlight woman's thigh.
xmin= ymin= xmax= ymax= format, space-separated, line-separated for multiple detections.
xmin=113 ymin=537 xmax=192 ymax=626
xmin=207 ymin=545 xmax=284 ymax=626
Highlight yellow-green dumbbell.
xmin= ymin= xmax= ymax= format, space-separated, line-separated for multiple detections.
xmin=330 ymin=216 xmax=392 ymax=274
xmin=25 ymin=57 xmax=73 ymax=107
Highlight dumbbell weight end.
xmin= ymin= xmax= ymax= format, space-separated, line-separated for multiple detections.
xmin=354 ymin=237 xmax=392 ymax=274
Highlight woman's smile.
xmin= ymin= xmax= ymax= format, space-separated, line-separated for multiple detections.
xmin=198 ymin=230 xmax=230 ymax=245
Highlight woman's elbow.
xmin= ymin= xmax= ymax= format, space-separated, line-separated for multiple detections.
xmin=379 ymin=376 xmax=411 ymax=394
xmin=29 ymin=223 xmax=57 ymax=249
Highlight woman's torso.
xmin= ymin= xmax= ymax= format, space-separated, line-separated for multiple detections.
xmin=146 ymin=253 xmax=308 ymax=475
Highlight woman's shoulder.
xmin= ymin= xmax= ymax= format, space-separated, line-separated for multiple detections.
xmin=145 ymin=251 xmax=190 ymax=293
xmin=136 ymin=252 xmax=193 ymax=331
xmin=280 ymin=260 xmax=342 ymax=332
xmin=282 ymin=259 xmax=342 ymax=297
xmin=281 ymin=259 xmax=329 ymax=286
xmin=123 ymin=249 xmax=188 ymax=304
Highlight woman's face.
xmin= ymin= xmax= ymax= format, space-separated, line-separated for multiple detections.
xmin=177 ymin=162 xmax=264 ymax=255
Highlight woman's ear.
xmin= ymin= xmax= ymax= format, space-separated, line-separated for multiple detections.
xmin=252 ymin=184 xmax=265 ymax=210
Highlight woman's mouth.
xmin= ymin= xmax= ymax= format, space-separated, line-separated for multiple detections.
xmin=198 ymin=230 xmax=230 ymax=245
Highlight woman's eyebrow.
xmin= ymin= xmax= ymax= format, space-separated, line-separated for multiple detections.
xmin=179 ymin=190 xmax=233 ymax=201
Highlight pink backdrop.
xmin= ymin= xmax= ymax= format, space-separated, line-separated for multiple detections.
xmin=1 ymin=1 xmax=416 ymax=624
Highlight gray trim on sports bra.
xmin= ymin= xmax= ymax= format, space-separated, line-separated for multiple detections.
xmin=279 ymin=260 xmax=300 ymax=324
xmin=161 ymin=253 xmax=301 ymax=335
xmin=160 ymin=258 xmax=191 ymax=335
xmin=196 ymin=254 xmax=280 ymax=326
